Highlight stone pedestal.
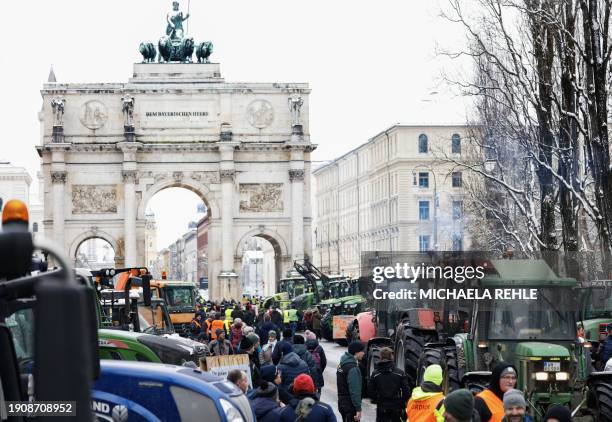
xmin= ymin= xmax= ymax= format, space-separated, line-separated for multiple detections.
xmin=130 ymin=63 xmax=224 ymax=83
xmin=218 ymin=272 xmax=239 ymax=300
xmin=52 ymin=126 xmax=64 ymax=143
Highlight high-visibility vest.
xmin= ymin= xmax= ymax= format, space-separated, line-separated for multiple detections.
xmin=288 ymin=309 xmax=299 ymax=322
xmin=283 ymin=310 xmax=290 ymax=324
xmin=476 ymin=389 xmax=505 ymax=422
xmin=224 ymin=319 xmax=232 ymax=332
xmin=210 ymin=320 xmax=225 ymax=340
xmin=225 ymin=308 xmax=233 ymax=321
xmin=406 ymin=392 xmax=444 ymax=422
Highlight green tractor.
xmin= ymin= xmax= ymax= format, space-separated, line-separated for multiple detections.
xmin=423 ymin=259 xmax=610 ymax=420
xmin=261 ymin=271 xmax=308 ymax=310
xmin=578 ymin=280 xmax=612 ymax=362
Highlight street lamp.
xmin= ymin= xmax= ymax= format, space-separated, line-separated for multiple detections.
xmin=413 ymin=165 xmax=438 ymax=251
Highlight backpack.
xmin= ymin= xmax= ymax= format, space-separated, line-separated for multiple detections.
xmin=309 ymin=348 xmax=322 ymax=368
xmin=295 ymin=397 xmax=315 ymax=422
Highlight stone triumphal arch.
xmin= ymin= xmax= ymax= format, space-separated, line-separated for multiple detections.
xmin=38 ymin=61 xmax=313 ymax=299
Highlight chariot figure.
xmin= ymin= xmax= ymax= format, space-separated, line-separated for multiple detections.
xmin=166 ymin=1 xmax=189 ymax=40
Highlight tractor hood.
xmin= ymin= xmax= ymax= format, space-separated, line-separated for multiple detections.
xmin=515 ymin=342 xmax=570 ymax=358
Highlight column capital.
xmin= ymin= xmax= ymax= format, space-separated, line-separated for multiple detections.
xmin=220 ymin=169 xmax=235 ymax=182
xmin=289 ymin=169 xmax=305 ymax=182
xmin=122 ymin=170 xmax=138 ymax=184
xmin=51 ymin=171 xmax=67 ymax=184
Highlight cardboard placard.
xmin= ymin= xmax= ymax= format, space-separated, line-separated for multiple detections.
xmin=333 ymin=315 xmax=355 ymax=340
xmin=203 ymin=354 xmax=252 ymax=387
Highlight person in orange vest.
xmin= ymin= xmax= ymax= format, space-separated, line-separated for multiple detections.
xmin=405 ymin=363 xmax=444 ymax=422
xmin=474 ymin=362 xmax=518 ymax=422
xmin=209 ymin=313 xmax=226 ymax=341
xmin=204 ymin=314 xmax=214 ymax=340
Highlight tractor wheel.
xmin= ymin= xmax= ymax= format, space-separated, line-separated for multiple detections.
xmin=395 ymin=321 xmax=430 ymax=390
xmin=417 ymin=347 xmax=445 ymax=386
xmin=592 ymin=376 xmax=612 ymax=421
xmin=444 ymin=346 xmax=462 ymax=392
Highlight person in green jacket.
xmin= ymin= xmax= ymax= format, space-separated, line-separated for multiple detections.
xmin=337 ymin=341 xmax=365 ymax=421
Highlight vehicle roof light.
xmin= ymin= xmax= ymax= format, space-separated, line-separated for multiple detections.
xmin=2 ymin=199 xmax=29 ymax=225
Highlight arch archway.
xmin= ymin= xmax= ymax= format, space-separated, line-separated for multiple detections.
xmin=235 ymin=228 xmax=290 ymax=296
xmin=70 ymin=230 xmax=118 ymax=269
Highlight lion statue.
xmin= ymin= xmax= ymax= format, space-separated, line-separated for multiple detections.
xmin=196 ymin=41 xmax=214 ymax=63
xmin=158 ymin=36 xmax=194 ymax=63
xmin=139 ymin=42 xmax=156 ymax=63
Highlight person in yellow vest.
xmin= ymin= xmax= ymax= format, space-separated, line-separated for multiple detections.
xmin=406 ymin=364 xmax=445 ymax=422
xmin=283 ymin=308 xmax=290 ymax=330
xmin=474 ymin=362 xmax=518 ymax=422
xmin=288 ymin=306 xmax=299 ymax=336
xmin=224 ymin=306 xmax=234 ymax=332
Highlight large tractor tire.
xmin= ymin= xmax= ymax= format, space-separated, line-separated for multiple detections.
xmin=591 ymin=375 xmax=612 ymax=421
xmin=394 ymin=320 xmax=436 ymax=390
xmin=416 ymin=347 xmax=445 ymax=386
xmin=444 ymin=346 xmax=462 ymax=392
xmin=321 ymin=313 xmax=333 ymax=341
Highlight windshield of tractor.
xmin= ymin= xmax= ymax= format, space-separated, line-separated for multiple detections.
xmin=489 ymin=287 xmax=576 ymax=340
xmin=138 ymin=302 xmax=172 ymax=334
xmin=584 ymin=287 xmax=612 ymax=319
xmin=164 ymin=286 xmax=195 ymax=311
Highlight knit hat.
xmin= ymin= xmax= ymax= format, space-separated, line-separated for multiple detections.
xmin=500 ymin=366 xmax=516 ymax=378
xmin=348 ymin=341 xmax=365 ymax=355
xmin=503 ymin=389 xmax=526 ymax=410
xmin=234 ymin=318 xmax=242 ymax=324
xmin=260 ymin=364 xmax=278 ymax=383
xmin=305 ymin=330 xmax=317 ymax=341
xmin=292 ymin=374 xmax=315 ymax=395
xmin=256 ymin=381 xmax=278 ymax=398
xmin=423 ymin=364 xmax=443 ymax=386
xmin=240 ymin=337 xmax=254 ymax=351
xmin=268 ymin=331 xmax=277 ymax=339
xmin=444 ymin=389 xmax=474 ymax=421
xmin=247 ymin=333 xmax=260 ymax=345
xmin=543 ymin=404 xmax=571 ymax=422
xmin=215 ymin=328 xmax=224 ymax=337
xmin=293 ymin=334 xmax=305 ymax=344
xmin=280 ymin=342 xmax=293 ymax=356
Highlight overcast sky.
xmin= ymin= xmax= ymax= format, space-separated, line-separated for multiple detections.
xmin=0 ymin=0 xmax=472 ymax=251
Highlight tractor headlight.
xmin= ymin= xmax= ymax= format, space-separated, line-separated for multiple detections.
xmin=555 ymin=372 xmax=569 ymax=381
xmin=535 ymin=372 xmax=549 ymax=381
xmin=219 ymin=398 xmax=245 ymax=422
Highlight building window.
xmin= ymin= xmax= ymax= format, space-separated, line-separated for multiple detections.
xmin=419 ymin=172 xmax=429 ymax=188
xmin=452 ymin=172 xmax=463 ymax=187
xmin=452 ymin=234 xmax=463 ymax=251
xmin=452 ymin=134 xmax=461 ymax=154
xmin=419 ymin=235 xmax=430 ymax=252
xmin=452 ymin=201 xmax=463 ymax=220
xmin=419 ymin=201 xmax=430 ymax=220
xmin=32 ymin=222 xmax=38 ymax=232
xmin=418 ymin=134 xmax=428 ymax=153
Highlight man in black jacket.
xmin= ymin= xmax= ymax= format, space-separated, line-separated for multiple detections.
xmin=368 ymin=347 xmax=409 ymax=422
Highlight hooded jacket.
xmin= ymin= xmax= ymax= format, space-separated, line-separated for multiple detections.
xmin=305 ymin=339 xmax=326 ymax=388
xmin=337 ymin=352 xmax=362 ymax=413
xmin=293 ymin=343 xmax=317 ymax=378
xmin=279 ymin=394 xmax=336 ymax=422
xmin=250 ymin=396 xmax=282 ymax=422
xmin=277 ymin=352 xmax=310 ymax=390
xmin=475 ymin=362 xmax=517 ymax=422
xmin=258 ymin=321 xmax=280 ymax=346
xmin=368 ymin=360 xmax=410 ymax=409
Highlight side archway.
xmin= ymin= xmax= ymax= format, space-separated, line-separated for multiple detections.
xmin=69 ymin=229 xmax=119 ymax=266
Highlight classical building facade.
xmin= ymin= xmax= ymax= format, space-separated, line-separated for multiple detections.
xmin=38 ymin=60 xmax=314 ymax=299
xmin=313 ymin=125 xmax=470 ymax=276
xmin=144 ymin=212 xmax=157 ymax=270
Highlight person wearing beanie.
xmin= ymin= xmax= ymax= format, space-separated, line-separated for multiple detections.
xmin=292 ymin=335 xmax=318 ymax=381
xmin=337 ymin=341 xmax=365 ymax=422
xmin=543 ymin=404 xmax=571 ymax=422
xmin=272 ymin=327 xmax=296 ymax=365
xmin=249 ymin=380 xmax=283 ymax=422
xmin=279 ymin=374 xmax=336 ymax=422
xmin=277 ymin=342 xmax=310 ymax=390
xmin=209 ymin=329 xmax=234 ymax=356
xmin=474 ymin=362 xmax=518 ymax=422
xmin=405 ymin=363 xmax=444 ymax=422
xmin=306 ymin=333 xmax=327 ymax=392
xmin=367 ymin=347 xmax=409 ymax=422
xmin=501 ymin=389 xmax=533 ymax=422
xmin=441 ymin=389 xmax=475 ymax=422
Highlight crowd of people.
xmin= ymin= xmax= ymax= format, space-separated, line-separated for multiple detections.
xmin=189 ymin=298 xmax=581 ymax=422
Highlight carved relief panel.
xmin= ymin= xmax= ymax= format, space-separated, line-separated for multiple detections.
xmin=239 ymin=183 xmax=283 ymax=212
xmin=72 ymin=185 xmax=117 ymax=214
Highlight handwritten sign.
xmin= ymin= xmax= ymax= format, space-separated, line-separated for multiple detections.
xmin=333 ymin=315 xmax=355 ymax=340
xmin=204 ymin=354 xmax=252 ymax=387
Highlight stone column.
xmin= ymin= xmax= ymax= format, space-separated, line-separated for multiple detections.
xmin=289 ymin=169 xmax=305 ymax=261
xmin=119 ymin=142 xmax=140 ymax=267
xmin=123 ymin=170 xmax=137 ymax=266
xmin=218 ymin=169 xmax=238 ymax=299
xmin=51 ymin=171 xmax=67 ymax=252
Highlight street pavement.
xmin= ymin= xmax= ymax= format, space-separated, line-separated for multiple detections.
xmin=319 ymin=338 xmax=377 ymax=421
